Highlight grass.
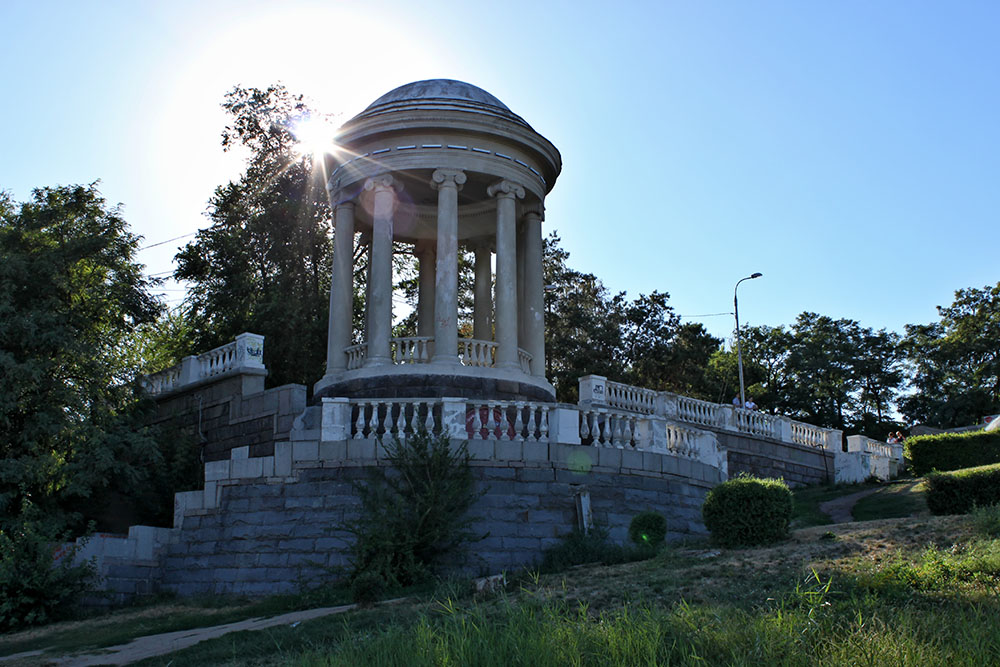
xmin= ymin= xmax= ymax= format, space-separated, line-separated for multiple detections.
xmin=790 ymin=481 xmax=876 ymax=528
xmin=0 ymin=585 xmax=353 ymax=659
xmin=114 ymin=514 xmax=1000 ymax=666
xmin=853 ymin=479 xmax=928 ymax=521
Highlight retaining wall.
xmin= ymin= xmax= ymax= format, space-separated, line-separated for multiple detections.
xmin=718 ymin=431 xmax=835 ymax=487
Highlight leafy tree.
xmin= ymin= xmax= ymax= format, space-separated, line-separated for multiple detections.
xmin=175 ymin=84 xmax=333 ymax=389
xmin=0 ymin=184 xmax=162 ymax=533
xmin=900 ymin=283 xmax=1000 ymax=428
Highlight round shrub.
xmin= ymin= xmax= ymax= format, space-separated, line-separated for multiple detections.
xmin=628 ymin=511 xmax=667 ymax=548
xmin=701 ymin=475 xmax=792 ymax=547
xmin=350 ymin=569 xmax=388 ymax=607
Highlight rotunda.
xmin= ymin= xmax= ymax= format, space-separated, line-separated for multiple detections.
xmin=314 ymin=80 xmax=562 ymax=402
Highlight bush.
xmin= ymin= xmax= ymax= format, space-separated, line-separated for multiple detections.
xmin=539 ymin=528 xmax=655 ymax=573
xmin=970 ymin=502 xmax=1000 ymax=537
xmin=347 ymin=430 xmax=482 ymax=587
xmin=702 ymin=474 xmax=792 ymax=547
xmin=924 ymin=463 xmax=1000 ymax=515
xmin=629 ymin=512 xmax=667 ymax=548
xmin=0 ymin=519 xmax=96 ymax=631
xmin=350 ymin=569 xmax=388 ymax=607
xmin=906 ymin=431 xmax=1000 ymax=476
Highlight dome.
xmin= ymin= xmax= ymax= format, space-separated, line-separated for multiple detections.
xmin=365 ymin=79 xmax=511 ymax=111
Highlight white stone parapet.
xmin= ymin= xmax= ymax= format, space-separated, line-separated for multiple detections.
xmin=343 ymin=336 xmax=530 ymax=374
xmin=144 ymin=333 xmax=265 ymax=397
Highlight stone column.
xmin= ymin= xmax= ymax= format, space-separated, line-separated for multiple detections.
xmin=325 ymin=198 xmax=355 ymax=375
xmin=522 ymin=206 xmax=546 ymax=377
xmin=364 ymin=174 xmax=399 ymax=366
xmin=488 ymin=179 xmax=525 ymax=369
xmin=473 ymin=243 xmax=493 ymax=340
xmin=517 ymin=219 xmax=527 ymax=349
xmin=415 ymin=241 xmax=436 ymax=337
xmin=431 ymin=169 xmax=466 ymax=365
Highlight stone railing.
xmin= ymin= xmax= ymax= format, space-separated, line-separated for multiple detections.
xmin=345 ymin=337 xmax=532 ymax=374
xmin=579 ymin=374 xmax=842 ymax=451
xmin=144 ymin=333 xmax=265 ymax=397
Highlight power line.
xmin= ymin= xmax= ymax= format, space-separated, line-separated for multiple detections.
xmin=679 ymin=311 xmax=733 ymax=318
xmin=139 ymin=232 xmax=197 ymax=251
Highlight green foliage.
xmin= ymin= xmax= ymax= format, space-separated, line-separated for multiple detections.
xmin=702 ymin=474 xmax=792 ymax=547
xmin=906 ymin=430 xmax=1000 ymax=476
xmin=970 ymin=503 xmax=1000 ymax=538
xmin=0 ymin=515 xmax=95 ymax=631
xmin=175 ymin=84 xmax=333 ymax=389
xmin=347 ymin=431 xmax=482 ymax=588
xmin=0 ymin=184 xmax=164 ymax=533
xmin=350 ymin=569 xmax=388 ymax=607
xmin=628 ymin=511 xmax=667 ymax=547
xmin=900 ymin=283 xmax=1000 ymax=428
xmin=924 ymin=463 xmax=1000 ymax=515
xmin=538 ymin=528 xmax=656 ymax=573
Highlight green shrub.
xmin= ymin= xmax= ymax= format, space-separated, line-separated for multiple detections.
xmin=970 ymin=503 xmax=1000 ymax=537
xmin=925 ymin=463 xmax=1000 ymax=515
xmin=0 ymin=519 xmax=96 ymax=631
xmin=628 ymin=512 xmax=667 ymax=548
xmin=539 ymin=528 xmax=655 ymax=573
xmin=350 ymin=569 xmax=388 ymax=607
xmin=346 ymin=430 xmax=482 ymax=587
xmin=906 ymin=431 xmax=1000 ymax=476
xmin=702 ymin=474 xmax=792 ymax=547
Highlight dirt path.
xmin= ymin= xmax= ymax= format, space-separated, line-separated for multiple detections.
xmin=2 ymin=598 xmax=405 ymax=666
xmin=819 ymin=488 xmax=880 ymax=523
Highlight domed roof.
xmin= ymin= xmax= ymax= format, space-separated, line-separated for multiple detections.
xmin=365 ymin=79 xmax=511 ymax=111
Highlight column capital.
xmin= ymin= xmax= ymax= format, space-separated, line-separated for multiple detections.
xmin=332 ymin=196 xmax=356 ymax=214
xmin=431 ymin=169 xmax=467 ymax=190
xmin=522 ymin=203 xmax=545 ymax=221
xmin=364 ymin=173 xmax=401 ymax=193
xmin=487 ymin=179 xmax=525 ymax=200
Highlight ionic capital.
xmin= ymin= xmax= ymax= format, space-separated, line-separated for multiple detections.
xmin=431 ymin=169 xmax=467 ymax=191
xmin=364 ymin=173 xmax=401 ymax=194
xmin=487 ymin=179 xmax=525 ymax=200
xmin=521 ymin=203 xmax=545 ymax=222
xmin=331 ymin=190 xmax=356 ymax=214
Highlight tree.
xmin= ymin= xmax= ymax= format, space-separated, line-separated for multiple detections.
xmin=175 ymin=85 xmax=333 ymax=389
xmin=900 ymin=283 xmax=1000 ymax=428
xmin=0 ymin=184 xmax=163 ymax=533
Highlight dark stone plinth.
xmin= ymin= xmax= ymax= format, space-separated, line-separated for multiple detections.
xmin=314 ymin=372 xmax=555 ymax=403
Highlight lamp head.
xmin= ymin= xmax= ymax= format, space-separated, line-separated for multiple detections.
xmin=750 ymin=272 xmax=763 ymax=279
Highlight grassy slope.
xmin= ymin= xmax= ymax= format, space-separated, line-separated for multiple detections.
xmin=129 ymin=515 xmax=1000 ymax=665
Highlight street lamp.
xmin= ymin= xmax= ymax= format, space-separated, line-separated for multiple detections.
xmin=734 ymin=272 xmax=763 ymax=409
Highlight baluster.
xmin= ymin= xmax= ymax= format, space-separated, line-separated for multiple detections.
xmin=390 ymin=402 xmax=403 ymax=436
xmin=580 ymin=411 xmax=591 ymax=439
xmin=596 ymin=412 xmax=607 ymax=445
xmin=367 ymin=402 xmax=380 ymax=437
xmin=624 ymin=418 xmax=634 ymax=448
xmin=423 ymin=402 xmax=435 ymax=433
xmin=497 ymin=405 xmax=511 ymax=441
xmin=539 ymin=408 xmax=549 ymax=442
xmin=513 ymin=403 xmax=525 ymax=441
xmin=354 ymin=403 xmax=366 ymax=439
xmin=470 ymin=403 xmax=483 ymax=440
xmin=525 ymin=406 xmax=538 ymax=442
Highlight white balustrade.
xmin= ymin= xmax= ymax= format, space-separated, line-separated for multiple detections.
xmin=676 ymin=395 xmax=721 ymax=428
xmin=790 ymin=421 xmax=828 ymax=448
xmin=143 ymin=334 xmax=265 ymax=397
xmin=392 ymin=337 xmax=433 ymax=364
xmin=517 ymin=348 xmax=533 ymax=375
xmin=734 ymin=408 xmax=780 ymax=439
xmin=459 ymin=339 xmax=496 ymax=367
xmin=605 ymin=381 xmax=657 ymax=414
xmin=466 ymin=401 xmax=550 ymax=442
xmin=578 ymin=408 xmax=645 ymax=449
xmin=664 ymin=422 xmax=699 ymax=458
xmin=345 ymin=343 xmax=367 ymax=370
xmin=350 ymin=399 xmax=440 ymax=439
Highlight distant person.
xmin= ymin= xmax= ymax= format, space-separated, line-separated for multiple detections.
xmin=886 ymin=433 xmax=899 ymax=444
xmin=895 ymin=431 xmax=905 ymax=443
xmin=733 ymin=396 xmax=741 ymax=407
xmin=745 ymin=398 xmax=757 ymax=411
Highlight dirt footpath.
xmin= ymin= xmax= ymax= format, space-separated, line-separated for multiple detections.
xmin=819 ymin=488 xmax=880 ymax=523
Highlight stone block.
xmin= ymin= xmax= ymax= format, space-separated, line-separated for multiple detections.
xmin=495 ymin=440 xmax=523 ymax=461
xmin=597 ymin=447 xmax=622 ymax=469
xmin=203 ymin=481 xmax=219 ymax=509
xmin=621 ymin=449 xmax=643 ymax=471
xmin=347 ymin=440 xmax=376 ymax=461
xmin=518 ymin=468 xmax=555 ymax=482
xmin=467 ymin=440 xmax=494 ymax=460
xmin=231 ymin=457 xmax=263 ymax=479
xmin=204 ymin=460 xmax=230 ymax=482
xmin=523 ymin=441 xmax=549 ymax=462
xmin=292 ymin=441 xmax=319 ymax=462
xmin=319 ymin=441 xmax=347 ymax=461
xmin=232 ymin=446 xmax=249 ymax=460
xmin=483 ymin=467 xmax=516 ymax=480
xmin=261 ymin=457 xmax=274 ymax=478
xmin=662 ymin=456 xmax=680 ymax=476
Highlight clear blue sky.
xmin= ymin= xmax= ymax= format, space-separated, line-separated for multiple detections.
xmin=2 ymin=0 xmax=997 ymax=343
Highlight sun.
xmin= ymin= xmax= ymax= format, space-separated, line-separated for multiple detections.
xmin=291 ymin=115 xmax=337 ymax=158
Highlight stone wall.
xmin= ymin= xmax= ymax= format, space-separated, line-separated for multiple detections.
xmin=149 ymin=374 xmax=307 ymax=461
xmin=159 ymin=439 xmax=719 ymax=597
xmin=719 ymin=431 xmax=835 ymax=486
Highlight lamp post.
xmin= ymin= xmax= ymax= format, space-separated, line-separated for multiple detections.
xmin=734 ymin=272 xmax=763 ymax=409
